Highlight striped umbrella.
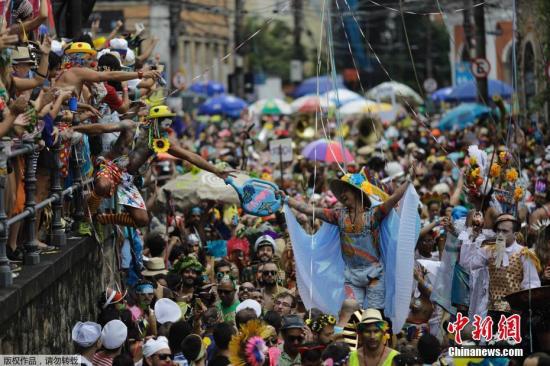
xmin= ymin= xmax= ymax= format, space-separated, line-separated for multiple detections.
xmin=301 ymin=139 xmax=354 ymax=163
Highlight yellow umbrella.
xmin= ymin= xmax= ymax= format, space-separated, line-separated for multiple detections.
xmin=361 ymin=102 xmax=393 ymax=114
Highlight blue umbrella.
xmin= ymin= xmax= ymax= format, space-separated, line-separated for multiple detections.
xmin=430 ymin=87 xmax=454 ymax=102
xmin=448 ymin=79 xmax=513 ymax=102
xmin=438 ymin=103 xmax=491 ymax=131
xmin=189 ymin=81 xmax=226 ymax=96
xmin=293 ymin=75 xmax=344 ymax=98
xmin=198 ymin=94 xmax=247 ymax=119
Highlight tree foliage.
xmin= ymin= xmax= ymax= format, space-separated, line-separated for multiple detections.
xmin=243 ymin=18 xmax=295 ymax=83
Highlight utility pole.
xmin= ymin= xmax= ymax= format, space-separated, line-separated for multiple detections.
xmin=293 ymin=0 xmax=303 ymax=61
xmin=426 ymin=18 xmax=433 ymax=79
xmin=168 ymin=0 xmax=183 ymax=84
xmin=474 ymin=0 xmax=488 ymax=103
xmin=234 ymin=0 xmax=245 ymax=97
xmin=462 ymin=0 xmax=473 ymax=61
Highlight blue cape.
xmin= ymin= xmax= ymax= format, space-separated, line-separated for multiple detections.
xmin=284 ymin=186 xmax=420 ymax=333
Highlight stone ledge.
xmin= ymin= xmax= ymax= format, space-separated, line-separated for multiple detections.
xmin=0 ymin=236 xmax=98 ymax=325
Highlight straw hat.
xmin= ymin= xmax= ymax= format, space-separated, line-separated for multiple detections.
xmin=329 ymin=169 xmax=389 ymax=207
xmin=11 ymin=46 xmax=34 ymax=65
xmin=141 ymin=257 xmax=168 ymax=276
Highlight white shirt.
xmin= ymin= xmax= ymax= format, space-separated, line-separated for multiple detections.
xmin=80 ymin=355 xmax=93 ymax=366
xmin=471 ymin=242 xmax=541 ymax=290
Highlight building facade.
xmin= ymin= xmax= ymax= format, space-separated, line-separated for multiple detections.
xmin=93 ymin=0 xmax=234 ymax=88
xmin=440 ymin=0 xmax=514 ymax=87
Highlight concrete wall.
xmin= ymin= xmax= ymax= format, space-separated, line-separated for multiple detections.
xmin=0 ymin=236 xmax=115 ymax=354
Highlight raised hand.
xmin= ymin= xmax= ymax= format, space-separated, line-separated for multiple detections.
xmin=0 ymin=33 xmax=19 ymax=49
xmin=39 ymin=35 xmax=51 ymax=55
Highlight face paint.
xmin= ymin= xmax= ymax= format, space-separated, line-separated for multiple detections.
xmin=160 ymin=118 xmax=173 ymax=129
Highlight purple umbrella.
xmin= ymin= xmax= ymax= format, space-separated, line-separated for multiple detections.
xmin=301 ymin=139 xmax=354 ymax=163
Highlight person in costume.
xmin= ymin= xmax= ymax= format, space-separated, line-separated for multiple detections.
xmin=305 ymin=313 xmax=337 ymax=346
xmin=471 ymin=214 xmax=541 ymax=314
xmin=348 ymin=309 xmax=398 ymax=366
xmin=73 ymin=105 xmax=233 ymax=227
xmin=228 ymin=319 xmax=270 ymax=366
xmin=285 ymin=168 xmax=413 ymax=310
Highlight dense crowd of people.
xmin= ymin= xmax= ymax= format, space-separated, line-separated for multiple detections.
xmin=1 ymin=1 xmax=550 ymax=365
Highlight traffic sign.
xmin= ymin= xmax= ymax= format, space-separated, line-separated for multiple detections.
xmin=471 ymin=58 xmax=491 ymax=78
xmin=423 ymin=78 xmax=438 ymax=93
xmin=172 ymin=72 xmax=186 ymax=89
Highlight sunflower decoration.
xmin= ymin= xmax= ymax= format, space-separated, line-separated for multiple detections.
xmin=490 ymin=163 xmax=501 ymax=178
xmin=506 ymin=168 xmax=519 ymax=182
xmin=152 ymin=138 xmax=170 ymax=154
xmin=306 ymin=314 xmax=337 ymax=333
xmin=464 ymin=145 xmax=491 ymax=196
xmin=229 ymin=320 xmax=271 ymax=366
xmin=488 ymin=147 xmax=524 ymax=212
xmin=146 ymin=105 xmax=175 ymax=154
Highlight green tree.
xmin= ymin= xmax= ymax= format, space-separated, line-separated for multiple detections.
xmin=243 ymin=18 xmax=295 ymax=83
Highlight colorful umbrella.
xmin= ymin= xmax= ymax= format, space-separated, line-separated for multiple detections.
xmin=198 ymin=94 xmax=247 ymax=119
xmin=301 ymin=139 xmax=354 ymax=163
xmin=319 ymin=88 xmax=364 ymax=107
xmin=290 ymin=96 xmax=336 ymax=114
xmin=249 ymin=98 xmax=292 ymax=115
xmin=437 ymin=103 xmax=491 ymax=131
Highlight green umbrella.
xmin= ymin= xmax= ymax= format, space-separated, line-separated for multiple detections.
xmin=261 ymin=99 xmax=283 ymax=115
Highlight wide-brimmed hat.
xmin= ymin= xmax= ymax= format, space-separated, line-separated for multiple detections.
xmin=11 ymin=46 xmax=34 ymax=65
xmin=329 ymin=169 xmax=389 ymax=207
xmin=356 ymin=309 xmax=388 ymax=332
xmin=65 ymin=42 xmax=97 ymax=56
xmin=141 ymin=257 xmax=168 ymax=276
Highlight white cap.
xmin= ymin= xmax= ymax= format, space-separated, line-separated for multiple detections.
xmin=109 ymin=38 xmax=128 ymax=50
xmin=188 ymin=234 xmax=200 ymax=244
xmin=71 ymin=321 xmax=102 ymax=348
xmin=254 ymin=235 xmax=275 ymax=252
xmin=236 ymin=299 xmax=262 ymax=317
xmin=432 ymin=183 xmax=451 ymax=195
xmin=143 ymin=336 xmax=170 ymax=357
xmin=124 ymin=49 xmax=135 ymax=65
xmin=101 ymin=320 xmax=127 ymax=350
xmin=51 ymin=40 xmax=63 ymax=56
xmin=154 ymin=298 xmax=182 ymax=324
xmin=385 ymin=161 xmax=404 ymax=179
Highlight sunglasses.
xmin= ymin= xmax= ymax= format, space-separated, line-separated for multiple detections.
xmin=262 ymin=270 xmax=277 ymax=276
xmin=156 ymin=354 xmax=172 ymax=361
xmin=286 ymin=335 xmax=304 ymax=343
xmin=218 ymin=289 xmax=234 ymax=295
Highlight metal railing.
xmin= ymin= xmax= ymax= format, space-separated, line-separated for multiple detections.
xmin=0 ymin=132 xmax=93 ymax=288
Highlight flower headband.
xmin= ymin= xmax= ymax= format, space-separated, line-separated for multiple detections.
xmin=306 ymin=314 xmax=337 ymax=333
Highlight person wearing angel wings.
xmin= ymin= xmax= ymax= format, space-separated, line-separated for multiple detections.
xmin=282 ymin=167 xmax=419 ymax=314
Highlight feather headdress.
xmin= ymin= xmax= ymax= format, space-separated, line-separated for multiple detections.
xmin=229 ymin=320 xmax=270 ymax=366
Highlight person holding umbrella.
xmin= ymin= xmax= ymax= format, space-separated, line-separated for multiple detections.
xmin=283 ymin=167 xmax=413 ymax=311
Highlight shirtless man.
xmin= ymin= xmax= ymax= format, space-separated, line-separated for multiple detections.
xmin=52 ymin=41 xmax=160 ymax=97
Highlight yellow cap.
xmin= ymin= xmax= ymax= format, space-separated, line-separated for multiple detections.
xmin=93 ymin=37 xmax=107 ymax=49
xmin=147 ymin=105 xmax=176 ymax=119
xmin=65 ymin=42 xmax=97 ymax=55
